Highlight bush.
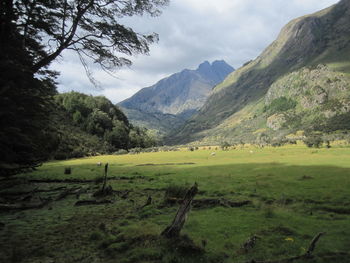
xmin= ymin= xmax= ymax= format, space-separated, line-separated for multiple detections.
xmin=303 ymin=134 xmax=323 ymax=148
xmin=220 ymin=141 xmax=230 ymax=150
xmin=114 ymin=149 xmax=128 ymax=155
xmin=264 ymin=97 xmax=297 ymax=114
xmin=129 ymin=147 xmax=142 ymax=154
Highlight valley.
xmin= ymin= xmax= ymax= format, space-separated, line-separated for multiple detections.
xmin=1 ymin=144 xmax=350 ymax=262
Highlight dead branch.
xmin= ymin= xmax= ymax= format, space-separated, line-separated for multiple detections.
xmin=163 ymin=197 xmax=251 ymax=209
xmin=243 ymin=232 xmax=325 ymax=263
xmin=74 ymin=199 xmax=112 ymax=206
xmin=55 ymin=187 xmax=81 ymax=201
xmin=0 ymin=187 xmax=67 ymax=197
xmin=28 ymin=175 xmax=147 ymax=184
xmin=161 ymin=183 xmax=198 ymax=238
xmin=0 ymin=199 xmax=50 ymax=212
xmin=139 ymin=196 xmax=152 ymax=210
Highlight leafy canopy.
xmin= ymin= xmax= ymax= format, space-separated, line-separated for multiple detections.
xmin=8 ymin=0 xmax=169 ymax=78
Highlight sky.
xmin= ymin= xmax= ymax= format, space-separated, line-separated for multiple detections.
xmin=51 ymin=0 xmax=339 ymax=103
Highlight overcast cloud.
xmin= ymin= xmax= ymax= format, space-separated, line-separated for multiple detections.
xmin=51 ymin=0 xmax=339 ymax=103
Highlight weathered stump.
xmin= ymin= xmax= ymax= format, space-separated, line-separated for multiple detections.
xmin=161 ymin=183 xmax=198 ymax=238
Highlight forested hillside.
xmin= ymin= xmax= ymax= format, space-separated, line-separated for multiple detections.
xmin=52 ymin=92 xmax=157 ymax=159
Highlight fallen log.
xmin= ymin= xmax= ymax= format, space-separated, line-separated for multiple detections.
xmin=161 ymin=183 xmax=198 ymax=238
xmin=0 ymin=186 xmax=67 ymax=197
xmin=74 ymin=199 xmax=113 ymax=206
xmin=29 ymin=175 xmax=148 ymax=184
xmin=55 ymin=187 xmax=81 ymax=201
xmin=0 ymin=199 xmax=50 ymax=212
xmin=163 ymin=197 xmax=251 ymax=209
xmin=193 ymin=199 xmax=251 ymax=209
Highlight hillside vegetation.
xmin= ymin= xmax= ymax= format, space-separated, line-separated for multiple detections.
xmin=170 ymin=0 xmax=350 ymax=145
xmin=52 ymin=92 xmax=157 ymax=159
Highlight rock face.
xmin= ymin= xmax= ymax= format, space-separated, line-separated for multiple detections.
xmin=119 ymin=60 xmax=234 ymax=116
xmin=267 ymin=114 xmax=286 ymax=131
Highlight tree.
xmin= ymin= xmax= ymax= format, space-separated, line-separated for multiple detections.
xmin=256 ymin=133 xmax=270 ymax=147
xmin=0 ymin=0 xmax=168 ymax=175
xmin=303 ymin=133 xmax=323 ymax=148
xmin=3 ymin=0 xmax=169 ymax=77
xmin=220 ymin=141 xmax=230 ymax=151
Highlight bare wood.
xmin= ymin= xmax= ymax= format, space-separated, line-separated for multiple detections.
xmin=0 ymin=200 xmax=49 ymax=211
xmin=306 ymin=232 xmax=325 ymax=256
xmin=101 ymin=163 xmax=109 ymax=192
xmin=161 ymin=183 xmax=198 ymax=238
xmin=243 ymin=232 xmax=325 ymax=263
xmin=55 ymin=187 xmax=81 ymax=201
xmin=139 ymin=196 xmax=152 ymax=210
xmin=74 ymin=199 xmax=112 ymax=206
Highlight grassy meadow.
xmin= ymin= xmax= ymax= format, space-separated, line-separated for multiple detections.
xmin=1 ymin=144 xmax=350 ymax=263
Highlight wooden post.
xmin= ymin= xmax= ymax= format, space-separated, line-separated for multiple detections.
xmin=102 ymin=163 xmax=108 ymax=192
xmin=161 ymin=183 xmax=198 ymax=238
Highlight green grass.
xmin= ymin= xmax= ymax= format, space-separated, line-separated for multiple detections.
xmin=1 ymin=145 xmax=350 ymax=262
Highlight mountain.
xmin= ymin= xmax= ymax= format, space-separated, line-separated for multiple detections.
xmin=169 ymin=0 xmax=350 ymax=145
xmin=118 ymin=60 xmax=234 ymax=134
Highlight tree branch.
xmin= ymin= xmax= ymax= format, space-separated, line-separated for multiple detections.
xmin=31 ymin=0 xmax=94 ymax=72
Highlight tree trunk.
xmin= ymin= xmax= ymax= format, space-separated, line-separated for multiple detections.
xmin=161 ymin=183 xmax=198 ymax=238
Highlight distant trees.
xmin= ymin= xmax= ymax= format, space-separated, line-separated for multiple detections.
xmin=54 ymin=92 xmax=157 ymax=159
xmin=220 ymin=141 xmax=230 ymax=151
xmin=303 ymin=133 xmax=323 ymax=148
xmin=256 ymin=133 xmax=270 ymax=147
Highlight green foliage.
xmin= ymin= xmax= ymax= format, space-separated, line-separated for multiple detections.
xmin=316 ymin=112 xmax=350 ymax=132
xmin=7 ymin=0 xmax=168 ymax=75
xmin=53 ymin=92 xmax=157 ymax=159
xmin=220 ymin=141 xmax=230 ymax=150
xmin=0 ymin=0 xmax=167 ymax=175
xmin=303 ymin=133 xmax=323 ymax=148
xmin=264 ymin=97 xmax=297 ymax=114
xmin=0 ymin=16 xmax=58 ymax=176
xmin=114 ymin=149 xmax=129 ymax=155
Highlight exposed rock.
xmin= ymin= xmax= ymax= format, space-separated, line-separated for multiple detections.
xmin=119 ymin=60 xmax=234 ymax=117
xmin=267 ymin=114 xmax=286 ymax=130
xmin=324 ymin=110 xmax=337 ymax=119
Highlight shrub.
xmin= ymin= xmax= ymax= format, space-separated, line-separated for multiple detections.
xmin=220 ymin=141 xmax=230 ymax=150
xmin=129 ymin=147 xmax=142 ymax=154
xmin=264 ymin=97 xmax=297 ymax=114
xmin=303 ymin=134 xmax=323 ymax=148
xmin=114 ymin=149 xmax=128 ymax=155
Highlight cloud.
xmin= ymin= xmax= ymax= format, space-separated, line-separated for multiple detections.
xmin=51 ymin=0 xmax=340 ymax=103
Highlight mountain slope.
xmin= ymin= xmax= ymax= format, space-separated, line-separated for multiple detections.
xmin=120 ymin=60 xmax=234 ymax=116
xmin=118 ymin=60 xmax=234 ymax=134
xmin=170 ymin=0 xmax=350 ymax=144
